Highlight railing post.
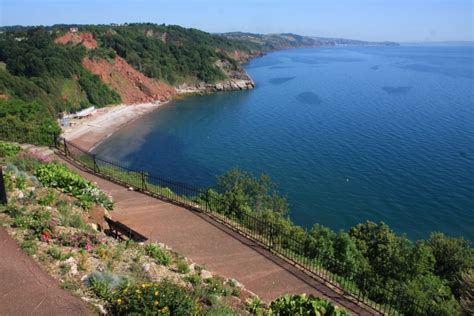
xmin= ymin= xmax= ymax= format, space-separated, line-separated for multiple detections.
xmin=0 ymin=168 xmax=7 ymax=205
xmin=269 ymin=223 xmax=274 ymax=250
xmin=63 ymin=138 xmax=68 ymax=157
xmin=92 ymin=154 xmax=98 ymax=173
xmin=141 ymin=171 xmax=147 ymax=191
xmin=52 ymin=132 xmax=57 ymax=148
xmin=205 ymin=189 xmax=210 ymax=212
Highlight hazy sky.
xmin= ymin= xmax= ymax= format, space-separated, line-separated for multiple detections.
xmin=1 ymin=0 xmax=473 ymax=42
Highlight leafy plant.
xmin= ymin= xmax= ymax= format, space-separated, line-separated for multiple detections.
xmin=34 ymin=163 xmax=113 ymax=210
xmin=269 ymin=294 xmax=350 ymax=316
xmin=247 ymin=297 xmax=266 ymax=316
xmin=144 ymin=244 xmax=172 ymax=266
xmin=0 ymin=141 xmax=21 ymax=158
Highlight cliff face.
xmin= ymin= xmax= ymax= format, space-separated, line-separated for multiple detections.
xmin=176 ymin=56 xmax=255 ymax=93
xmin=56 ymin=31 xmax=177 ymax=104
xmin=55 ymin=31 xmax=98 ymax=49
xmin=82 ymin=56 xmax=176 ymax=104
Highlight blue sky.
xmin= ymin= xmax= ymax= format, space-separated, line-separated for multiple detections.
xmin=1 ymin=0 xmax=473 ymax=42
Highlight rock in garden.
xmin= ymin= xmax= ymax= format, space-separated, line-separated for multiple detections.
xmin=200 ymin=269 xmax=212 ymax=280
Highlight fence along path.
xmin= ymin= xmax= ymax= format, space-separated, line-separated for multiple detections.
xmin=56 ymin=154 xmax=378 ymax=315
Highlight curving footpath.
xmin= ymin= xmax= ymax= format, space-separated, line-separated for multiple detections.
xmin=58 ymin=155 xmax=379 ymax=315
xmin=0 ymin=227 xmax=93 ymax=315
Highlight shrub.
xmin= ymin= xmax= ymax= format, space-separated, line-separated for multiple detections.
xmin=21 ymin=239 xmax=38 ymax=255
xmin=47 ymin=246 xmax=72 ymax=261
xmin=110 ymin=280 xmax=199 ymax=315
xmin=0 ymin=141 xmax=21 ymax=158
xmin=11 ymin=208 xmax=56 ymax=240
xmin=144 ymin=244 xmax=172 ymax=266
xmin=185 ymin=274 xmax=201 ymax=286
xmin=246 ymin=297 xmax=266 ymax=316
xmin=269 ymin=294 xmax=350 ymax=316
xmin=57 ymin=231 xmax=101 ymax=251
xmin=176 ymin=259 xmax=190 ymax=274
xmin=86 ymin=271 xmax=125 ymax=301
xmin=38 ymin=190 xmax=56 ymax=206
xmin=7 ymin=153 xmax=45 ymax=173
xmin=460 ymin=270 xmax=474 ymax=315
xmin=15 ymin=175 xmax=26 ymax=190
xmin=34 ymin=163 xmax=113 ymax=210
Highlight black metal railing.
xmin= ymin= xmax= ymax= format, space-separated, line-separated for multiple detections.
xmin=1 ymin=127 xmax=434 ymax=316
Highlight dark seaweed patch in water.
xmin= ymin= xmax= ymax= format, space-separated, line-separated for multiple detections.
xmin=291 ymin=56 xmax=363 ymax=65
xmin=371 ymin=65 xmax=380 ymax=70
xmin=296 ymin=92 xmax=323 ymax=105
xmin=382 ymin=86 xmax=412 ymax=95
xmin=269 ymin=77 xmax=295 ymax=85
xmin=401 ymin=63 xmax=474 ymax=79
xmin=270 ymin=65 xmax=290 ymax=69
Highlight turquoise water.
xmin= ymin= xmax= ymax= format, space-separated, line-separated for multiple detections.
xmin=93 ymin=46 xmax=474 ymax=241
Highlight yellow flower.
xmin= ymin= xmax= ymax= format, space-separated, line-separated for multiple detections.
xmin=123 ymin=288 xmax=128 ymax=294
xmin=154 ymin=291 xmax=159 ymax=296
xmin=136 ymin=289 xmax=141 ymax=294
xmin=141 ymin=283 xmax=146 ymax=288
xmin=117 ymin=298 xmax=122 ymax=305
xmin=162 ymin=306 xmax=169 ymax=313
xmin=154 ymin=300 xmax=159 ymax=305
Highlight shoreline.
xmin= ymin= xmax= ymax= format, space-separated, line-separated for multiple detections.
xmin=62 ymin=101 xmax=169 ymax=152
xmin=62 ymin=49 xmax=265 ymax=151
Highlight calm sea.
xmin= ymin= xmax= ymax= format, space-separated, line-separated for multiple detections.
xmin=93 ymin=45 xmax=474 ymax=241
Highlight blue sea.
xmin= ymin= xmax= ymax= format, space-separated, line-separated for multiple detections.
xmin=93 ymin=45 xmax=474 ymax=241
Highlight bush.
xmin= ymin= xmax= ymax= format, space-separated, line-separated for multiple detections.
xmin=269 ymin=294 xmax=350 ymax=316
xmin=0 ymin=141 xmax=21 ymax=158
xmin=47 ymin=246 xmax=72 ymax=261
xmin=21 ymin=239 xmax=38 ymax=255
xmin=176 ymin=259 xmax=190 ymax=274
xmin=144 ymin=244 xmax=172 ymax=266
xmin=57 ymin=231 xmax=101 ymax=251
xmin=86 ymin=271 xmax=125 ymax=301
xmin=34 ymin=163 xmax=113 ymax=210
xmin=38 ymin=190 xmax=56 ymax=206
xmin=110 ymin=280 xmax=199 ymax=315
xmin=403 ymin=275 xmax=460 ymax=316
xmin=10 ymin=208 xmax=56 ymax=240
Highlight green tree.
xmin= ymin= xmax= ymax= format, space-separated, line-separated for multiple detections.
xmin=349 ymin=221 xmax=412 ymax=282
xmin=403 ymin=275 xmax=460 ymax=316
xmin=428 ymin=232 xmax=474 ymax=297
xmin=216 ymin=168 xmax=288 ymax=215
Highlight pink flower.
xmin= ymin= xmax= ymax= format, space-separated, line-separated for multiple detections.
xmin=84 ymin=243 xmax=93 ymax=251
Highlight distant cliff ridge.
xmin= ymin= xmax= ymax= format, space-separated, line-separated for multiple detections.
xmin=0 ymin=23 xmax=398 ymax=110
xmin=219 ymin=32 xmax=399 ymax=51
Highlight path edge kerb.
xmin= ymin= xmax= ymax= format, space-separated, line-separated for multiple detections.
xmin=54 ymin=149 xmax=382 ymax=315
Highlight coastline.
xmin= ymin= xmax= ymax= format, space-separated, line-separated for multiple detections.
xmin=62 ymin=47 xmax=270 ymax=151
xmin=62 ymin=101 xmax=169 ymax=152
xmin=63 ymin=74 xmax=257 ymax=153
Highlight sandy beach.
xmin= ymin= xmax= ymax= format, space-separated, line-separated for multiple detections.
xmin=62 ymin=101 xmax=168 ymax=151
